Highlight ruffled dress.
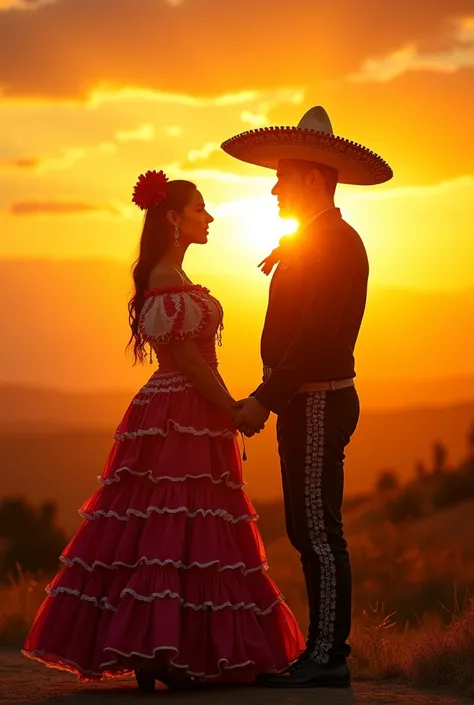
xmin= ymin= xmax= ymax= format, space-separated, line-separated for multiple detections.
xmin=22 ymin=283 xmax=304 ymax=682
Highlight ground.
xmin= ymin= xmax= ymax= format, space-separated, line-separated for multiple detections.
xmin=1 ymin=651 xmax=472 ymax=705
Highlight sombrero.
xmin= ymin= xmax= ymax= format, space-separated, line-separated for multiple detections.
xmin=221 ymin=106 xmax=393 ymax=186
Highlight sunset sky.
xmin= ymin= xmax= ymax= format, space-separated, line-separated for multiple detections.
xmin=1 ymin=0 xmax=474 ymax=399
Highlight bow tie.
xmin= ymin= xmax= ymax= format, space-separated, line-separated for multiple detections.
xmin=258 ymin=235 xmax=295 ymax=276
xmin=258 ymin=207 xmax=340 ymax=275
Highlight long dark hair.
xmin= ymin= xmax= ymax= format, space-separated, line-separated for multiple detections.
xmin=127 ymin=179 xmax=196 ymax=364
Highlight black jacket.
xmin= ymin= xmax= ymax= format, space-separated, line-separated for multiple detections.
xmin=253 ymin=208 xmax=369 ymax=415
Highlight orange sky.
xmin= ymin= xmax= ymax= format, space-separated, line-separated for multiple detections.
xmin=0 ymin=0 xmax=474 ymax=400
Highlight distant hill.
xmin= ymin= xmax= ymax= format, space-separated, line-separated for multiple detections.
xmin=1 ymin=258 xmax=474 ymax=408
xmin=1 ymin=385 xmax=473 ymax=533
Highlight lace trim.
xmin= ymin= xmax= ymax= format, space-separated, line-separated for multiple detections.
xmin=21 ymin=649 xmax=132 ymax=680
xmin=144 ymin=284 xmax=210 ymax=298
xmin=46 ymin=585 xmax=116 ymax=611
xmin=101 ymin=649 xmax=257 ymax=679
xmin=59 ymin=554 xmax=268 ymax=574
xmin=137 ymin=374 xmax=191 ymax=392
xmin=132 ymin=384 xmax=191 ymax=404
xmin=98 ymin=467 xmax=245 ymax=489
xmin=140 ymin=383 xmax=190 ymax=392
xmin=22 ymin=647 xmax=272 ymax=681
xmin=114 ymin=421 xmax=236 ymax=441
xmin=47 ymin=584 xmax=282 ymax=616
xmin=147 ymin=371 xmax=188 ymax=382
xmin=139 ymin=288 xmax=216 ymax=345
xmin=79 ymin=506 xmax=258 ymax=523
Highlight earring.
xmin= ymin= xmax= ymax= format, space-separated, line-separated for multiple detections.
xmin=173 ymin=225 xmax=180 ymax=248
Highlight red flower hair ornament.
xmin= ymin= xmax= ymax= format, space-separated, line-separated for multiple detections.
xmin=132 ymin=170 xmax=169 ymax=210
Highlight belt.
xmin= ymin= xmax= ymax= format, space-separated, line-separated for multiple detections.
xmin=298 ymin=378 xmax=354 ymax=392
xmin=262 ymin=366 xmax=354 ymax=392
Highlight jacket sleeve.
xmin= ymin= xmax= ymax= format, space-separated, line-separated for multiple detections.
xmin=254 ymin=239 xmax=353 ymax=414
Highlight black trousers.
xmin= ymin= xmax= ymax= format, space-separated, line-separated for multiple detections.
xmin=276 ymin=387 xmax=360 ymax=664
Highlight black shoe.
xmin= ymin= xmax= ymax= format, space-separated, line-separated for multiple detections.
xmin=255 ymin=657 xmax=350 ymax=688
xmin=135 ymin=665 xmax=202 ymax=692
xmin=134 ymin=669 xmax=156 ymax=694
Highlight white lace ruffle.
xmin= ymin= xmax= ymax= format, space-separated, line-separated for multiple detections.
xmin=59 ymin=554 xmax=268 ymax=574
xmin=100 ymin=648 xmax=257 ymax=679
xmin=47 ymin=584 xmax=283 ymax=616
xmin=98 ymin=466 xmax=245 ymax=490
xmin=132 ymin=386 xmax=189 ymax=404
xmin=22 ymin=646 xmax=267 ymax=681
xmin=132 ymin=375 xmax=193 ymax=404
xmin=139 ymin=290 xmax=214 ymax=344
xmin=79 ymin=506 xmax=258 ymax=523
xmin=138 ymin=384 xmax=190 ymax=394
xmin=115 ymin=420 xmax=236 ymax=441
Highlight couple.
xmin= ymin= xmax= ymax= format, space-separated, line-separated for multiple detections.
xmin=22 ymin=107 xmax=392 ymax=691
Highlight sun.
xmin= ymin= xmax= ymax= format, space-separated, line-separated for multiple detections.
xmin=215 ymin=196 xmax=299 ymax=255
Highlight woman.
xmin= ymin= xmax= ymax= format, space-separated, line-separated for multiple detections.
xmin=22 ymin=170 xmax=305 ymax=691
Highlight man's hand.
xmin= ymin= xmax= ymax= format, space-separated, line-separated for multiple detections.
xmin=232 ymin=397 xmax=270 ymax=436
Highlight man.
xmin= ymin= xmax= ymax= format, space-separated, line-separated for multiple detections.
xmin=221 ymin=106 xmax=392 ymax=688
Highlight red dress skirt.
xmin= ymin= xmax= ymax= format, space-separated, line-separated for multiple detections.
xmin=23 ymin=285 xmax=304 ymax=681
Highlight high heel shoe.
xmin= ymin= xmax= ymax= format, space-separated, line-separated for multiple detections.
xmin=134 ymin=669 xmax=156 ymax=694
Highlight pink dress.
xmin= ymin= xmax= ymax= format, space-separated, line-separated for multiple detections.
xmin=22 ymin=283 xmax=304 ymax=681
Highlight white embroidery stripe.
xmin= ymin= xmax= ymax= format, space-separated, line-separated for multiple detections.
xmin=305 ymin=392 xmax=336 ymax=664
xmin=46 ymin=585 xmax=282 ymax=615
xmin=97 ymin=467 xmax=245 ymax=489
xmin=114 ymin=421 xmax=236 ymax=441
xmin=79 ymin=506 xmax=258 ymax=523
xmin=59 ymin=554 xmax=268 ymax=574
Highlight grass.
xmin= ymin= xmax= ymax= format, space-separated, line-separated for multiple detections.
xmin=0 ymin=565 xmax=47 ymax=648
xmin=2 ymin=568 xmax=474 ymax=697
xmin=350 ymin=599 xmax=474 ymax=697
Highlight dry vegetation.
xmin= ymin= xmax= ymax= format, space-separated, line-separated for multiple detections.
xmin=2 ymin=510 xmax=474 ymax=699
xmin=2 ymin=444 xmax=474 ymax=698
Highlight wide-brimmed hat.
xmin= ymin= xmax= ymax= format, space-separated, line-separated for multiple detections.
xmin=221 ymin=106 xmax=393 ymax=185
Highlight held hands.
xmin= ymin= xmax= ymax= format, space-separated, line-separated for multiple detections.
xmin=231 ymin=397 xmax=270 ymax=437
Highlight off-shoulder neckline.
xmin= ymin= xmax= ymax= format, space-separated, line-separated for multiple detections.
xmin=144 ymin=283 xmax=210 ymax=298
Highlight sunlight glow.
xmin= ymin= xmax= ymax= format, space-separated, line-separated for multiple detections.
xmin=215 ymin=196 xmax=299 ymax=253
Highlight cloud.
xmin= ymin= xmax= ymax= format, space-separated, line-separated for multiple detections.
xmin=180 ymin=141 xmax=263 ymax=175
xmin=114 ymin=123 xmax=155 ymax=142
xmin=9 ymin=199 xmax=119 ymax=215
xmin=0 ymin=156 xmax=41 ymax=169
xmin=349 ymin=15 xmax=474 ymax=82
xmin=343 ymin=174 xmax=474 ymax=202
xmin=187 ymin=142 xmax=221 ymax=163
xmin=163 ymin=161 xmax=271 ymax=185
xmin=86 ymin=87 xmax=265 ymax=109
xmin=240 ymin=111 xmax=268 ymax=127
xmin=0 ymin=148 xmax=87 ymax=172
xmin=0 ymin=0 xmax=54 ymax=10
xmin=164 ymin=125 xmax=183 ymax=137
xmin=1 ymin=0 xmax=473 ymax=99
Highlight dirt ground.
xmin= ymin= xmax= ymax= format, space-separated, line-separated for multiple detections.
xmin=1 ymin=650 xmax=472 ymax=705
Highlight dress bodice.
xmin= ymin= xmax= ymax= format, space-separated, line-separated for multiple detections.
xmin=138 ymin=284 xmax=224 ymax=371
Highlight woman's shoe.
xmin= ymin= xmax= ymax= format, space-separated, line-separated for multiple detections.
xmin=134 ymin=669 xmax=156 ymax=694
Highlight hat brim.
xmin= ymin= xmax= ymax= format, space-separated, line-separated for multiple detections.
xmin=221 ymin=127 xmax=393 ymax=186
